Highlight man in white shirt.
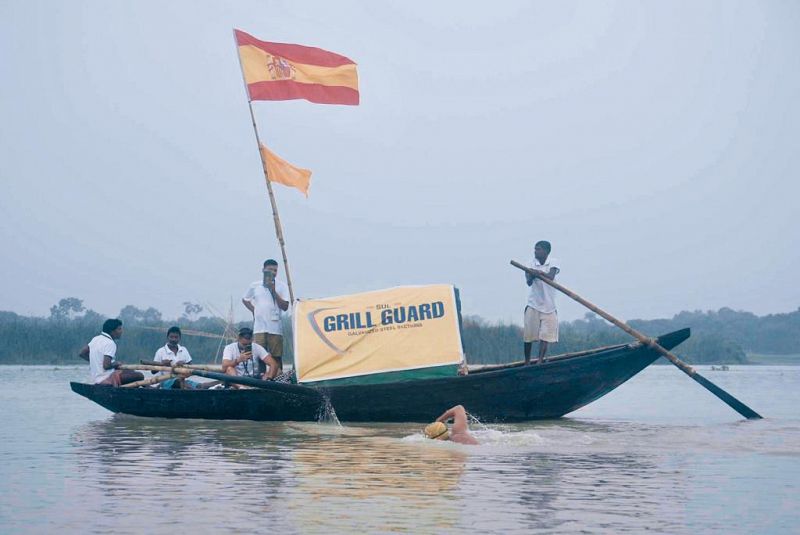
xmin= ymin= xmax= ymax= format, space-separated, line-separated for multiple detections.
xmin=242 ymin=259 xmax=289 ymax=379
xmin=524 ymin=241 xmax=560 ymax=364
xmin=221 ymin=327 xmax=276 ymax=382
xmin=153 ymin=326 xmax=192 ymax=388
xmin=78 ymin=319 xmax=143 ymax=386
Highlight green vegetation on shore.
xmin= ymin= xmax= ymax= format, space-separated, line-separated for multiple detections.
xmin=745 ymin=353 xmax=800 ymax=365
xmin=1 ymin=298 xmax=797 ymax=365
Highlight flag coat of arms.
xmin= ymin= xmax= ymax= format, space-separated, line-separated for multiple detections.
xmin=235 ymin=29 xmax=359 ymax=105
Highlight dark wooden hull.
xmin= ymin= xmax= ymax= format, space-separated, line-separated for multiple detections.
xmin=70 ymin=328 xmax=689 ymax=422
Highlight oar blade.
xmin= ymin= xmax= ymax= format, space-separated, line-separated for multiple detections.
xmin=690 ymin=372 xmax=763 ymax=420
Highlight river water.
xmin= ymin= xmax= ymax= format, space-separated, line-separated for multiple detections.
xmin=0 ymin=365 xmax=798 ymax=534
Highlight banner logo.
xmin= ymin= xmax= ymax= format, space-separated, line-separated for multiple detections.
xmin=306 ymin=301 xmax=447 ymax=356
xmin=307 ymin=307 xmax=345 ymax=355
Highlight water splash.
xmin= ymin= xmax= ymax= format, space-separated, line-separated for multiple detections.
xmin=317 ymin=394 xmax=341 ymax=426
xmin=471 ymin=428 xmax=547 ymax=447
xmin=466 ymin=411 xmax=489 ymax=431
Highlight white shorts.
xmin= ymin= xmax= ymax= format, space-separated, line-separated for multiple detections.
xmin=523 ymin=307 xmax=559 ymax=343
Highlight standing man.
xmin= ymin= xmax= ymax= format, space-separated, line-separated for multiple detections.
xmin=221 ymin=327 xmax=276 ymax=381
xmin=78 ymin=319 xmax=143 ymax=386
xmin=242 ymin=259 xmax=289 ymax=380
xmin=153 ymin=326 xmax=192 ymax=388
xmin=524 ymin=240 xmax=560 ymax=364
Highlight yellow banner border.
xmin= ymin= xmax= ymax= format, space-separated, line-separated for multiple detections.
xmin=292 ymin=285 xmax=465 ymax=384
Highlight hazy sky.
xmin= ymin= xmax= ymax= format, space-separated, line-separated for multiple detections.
xmin=1 ymin=1 xmax=798 ymax=325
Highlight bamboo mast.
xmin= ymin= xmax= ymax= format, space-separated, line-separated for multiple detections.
xmin=233 ymin=30 xmax=296 ymax=304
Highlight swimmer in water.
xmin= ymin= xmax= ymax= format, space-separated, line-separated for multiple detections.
xmin=423 ymin=405 xmax=479 ymax=445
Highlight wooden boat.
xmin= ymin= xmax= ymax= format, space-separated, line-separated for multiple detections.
xmin=70 ymin=328 xmax=689 ymax=422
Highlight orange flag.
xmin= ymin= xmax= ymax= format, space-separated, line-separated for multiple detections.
xmin=259 ymin=144 xmax=312 ymax=197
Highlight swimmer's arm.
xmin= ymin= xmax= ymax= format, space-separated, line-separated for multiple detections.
xmin=435 ymin=407 xmax=455 ymax=423
xmin=436 ymin=405 xmax=469 ymax=434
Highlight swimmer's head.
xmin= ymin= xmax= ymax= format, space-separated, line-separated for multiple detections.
xmin=423 ymin=421 xmax=449 ymax=441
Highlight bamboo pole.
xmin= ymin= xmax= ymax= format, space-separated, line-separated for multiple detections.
xmin=122 ymin=364 xmax=313 ymax=392
xmin=510 ymin=260 xmax=762 ymax=419
xmin=233 ymin=30 xmax=296 ymax=304
xmin=140 ymin=326 xmax=225 ymax=340
xmin=138 ymin=360 xmax=223 ymax=372
xmin=121 ymin=373 xmax=176 ymax=389
xmin=120 ymin=364 xmax=195 ymax=373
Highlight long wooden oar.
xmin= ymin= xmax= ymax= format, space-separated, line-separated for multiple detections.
xmin=121 ymin=373 xmax=176 ymax=389
xmin=118 ymin=364 xmax=310 ymax=393
xmin=178 ymin=368 xmax=319 ymax=397
xmin=139 ymin=359 xmax=223 ymax=372
xmin=123 ymin=364 xmax=191 ymax=373
xmin=510 ymin=260 xmax=762 ymax=420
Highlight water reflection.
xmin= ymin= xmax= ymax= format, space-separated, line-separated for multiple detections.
xmin=5 ymin=365 xmax=796 ymax=533
xmin=68 ymin=417 xmax=469 ymax=532
xmin=454 ymin=448 xmax=690 ymax=532
xmin=69 ymin=416 xmax=296 ymax=532
xmin=65 ymin=415 xmax=690 ymax=533
xmin=287 ymin=424 xmax=467 ymax=531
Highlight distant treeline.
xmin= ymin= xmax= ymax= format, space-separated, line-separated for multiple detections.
xmin=0 ymin=298 xmax=798 ymax=365
xmin=461 ymin=309 xmax=798 ymax=365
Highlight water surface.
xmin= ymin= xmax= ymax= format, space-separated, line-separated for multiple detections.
xmin=0 ymin=365 xmax=798 ymax=533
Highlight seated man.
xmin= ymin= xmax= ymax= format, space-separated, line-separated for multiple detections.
xmin=79 ymin=319 xmax=143 ymax=386
xmin=153 ymin=326 xmax=192 ymax=388
xmin=423 ymin=405 xmax=479 ymax=445
xmin=221 ymin=327 xmax=276 ymax=382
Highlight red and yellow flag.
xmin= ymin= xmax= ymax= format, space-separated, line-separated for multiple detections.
xmin=235 ymin=29 xmax=359 ymax=105
xmin=260 ymin=144 xmax=312 ymax=197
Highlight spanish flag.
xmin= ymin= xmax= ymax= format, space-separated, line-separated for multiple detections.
xmin=260 ymin=143 xmax=312 ymax=197
xmin=235 ymin=29 xmax=359 ymax=105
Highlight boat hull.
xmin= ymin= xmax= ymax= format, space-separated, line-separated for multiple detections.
xmin=70 ymin=328 xmax=690 ymax=422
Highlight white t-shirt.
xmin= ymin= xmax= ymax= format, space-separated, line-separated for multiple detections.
xmin=243 ymin=280 xmax=289 ymax=334
xmin=88 ymin=333 xmax=117 ymax=384
xmin=153 ymin=344 xmax=192 ymax=376
xmin=222 ymin=342 xmax=270 ymax=377
xmin=527 ymin=256 xmax=560 ymax=314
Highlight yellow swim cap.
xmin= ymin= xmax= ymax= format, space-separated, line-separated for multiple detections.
xmin=423 ymin=421 xmax=449 ymax=440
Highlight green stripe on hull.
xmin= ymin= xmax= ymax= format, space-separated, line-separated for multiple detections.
xmin=302 ymin=364 xmax=460 ymax=387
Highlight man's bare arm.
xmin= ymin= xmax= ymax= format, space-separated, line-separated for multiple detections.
xmin=274 ymin=293 xmax=289 ymax=311
xmin=530 ymin=267 xmax=559 ymax=281
xmin=435 ymin=407 xmax=456 ymax=423
xmin=102 ymin=355 xmax=118 ymax=370
xmin=78 ymin=345 xmax=90 ymax=362
xmin=435 ymin=405 xmax=470 ymax=434
xmin=242 ymin=299 xmax=255 ymax=314
xmin=222 ymin=352 xmax=251 ymax=372
xmin=266 ymin=282 xmax=289 ymax=311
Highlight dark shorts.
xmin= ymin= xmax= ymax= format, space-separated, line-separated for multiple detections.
xmin=98 ymin=370 xmax=122 ymax=386
xmin=255 ymin=333 xmax=283 ymax=375
xmin=255 ymin=333 xmax=283 ymax=359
